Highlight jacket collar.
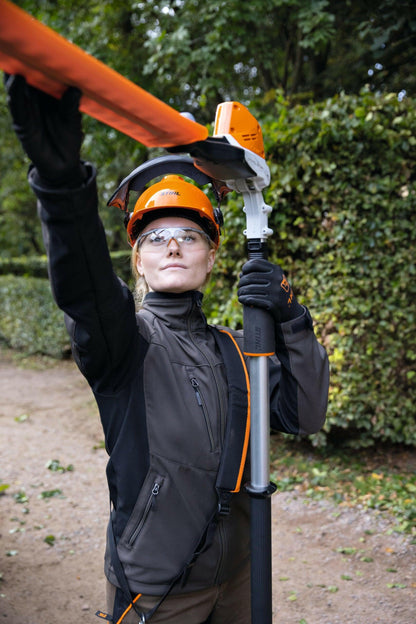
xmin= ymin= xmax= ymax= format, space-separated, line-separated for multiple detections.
xmin=141 ymin=291 xmax=207 ymax=332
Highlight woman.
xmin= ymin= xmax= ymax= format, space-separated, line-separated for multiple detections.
xmin=5 ymin=75 xmax=329 ymax=624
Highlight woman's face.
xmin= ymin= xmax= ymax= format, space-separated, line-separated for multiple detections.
xmin=135 ymin=216 xmax=216 ymax=293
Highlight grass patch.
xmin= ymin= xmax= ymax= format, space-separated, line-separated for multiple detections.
xmin=270 ymin=435 xmax=416 ymax=536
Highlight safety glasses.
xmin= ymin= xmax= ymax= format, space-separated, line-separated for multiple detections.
xmin=137 ymin=227 xmax=211 ymax=249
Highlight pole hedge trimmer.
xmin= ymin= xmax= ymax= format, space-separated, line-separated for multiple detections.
xmin=0 ymin=2 xmax=276 ymax=621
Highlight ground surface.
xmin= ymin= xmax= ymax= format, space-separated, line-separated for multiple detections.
xmin=0 ymin=349 xmax=415 ymax=624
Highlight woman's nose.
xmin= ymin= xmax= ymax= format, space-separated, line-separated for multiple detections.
xmin=167 ymin=238 xmax=181 ymax=254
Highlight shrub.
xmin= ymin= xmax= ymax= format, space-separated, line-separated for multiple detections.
xmin=0 ymin=255 xmax=49 ymax=278
xmin=0 ymin=251 xmax=133 ymax=358
xmin=0 ymin=276 xmax=70 ymax=358
xmin=0 ymin=251 xmax=132 ymax=283
xmin=205 ymin=89 xmax=416 ymax=447
xmin=267 ymin=90 xmax=416 ymax=448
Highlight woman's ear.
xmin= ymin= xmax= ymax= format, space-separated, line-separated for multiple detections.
xmin=207 ymin=249 xmax=216 ymax=273
xmin=136 ymin=252 xmax=144 ymax=276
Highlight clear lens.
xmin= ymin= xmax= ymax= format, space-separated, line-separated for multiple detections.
xmin=138 ymin=227 xmax=209 ymax=248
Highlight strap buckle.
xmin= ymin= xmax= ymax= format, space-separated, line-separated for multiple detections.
xmin=217 ymin=490 xmax=232 ymax=516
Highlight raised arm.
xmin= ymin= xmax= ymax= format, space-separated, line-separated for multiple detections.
xmin=4 ymin=74 xmax=138 ymax=392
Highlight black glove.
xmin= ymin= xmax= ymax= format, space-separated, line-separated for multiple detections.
xmin=237 ymin=258 xmax=304 ymax=324
xmin=4 ymin=73 xmax=85 ymax=188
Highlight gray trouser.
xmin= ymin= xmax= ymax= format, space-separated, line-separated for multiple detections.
xmin=106 ymin=562 xmax=251 ymax=624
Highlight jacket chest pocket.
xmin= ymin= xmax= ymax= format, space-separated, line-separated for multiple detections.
xmin=122 ymin=471 xmax=165 ymax=547
xmin=189 ymin=374 xmax=215 ymax=452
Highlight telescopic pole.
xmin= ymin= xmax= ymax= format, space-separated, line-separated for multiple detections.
xmin=239 ymin=188 xmax=277 ymax=624
xmin=243 ymin=241 xmax=277 ymax=624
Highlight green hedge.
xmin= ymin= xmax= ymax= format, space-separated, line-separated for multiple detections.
xmin=0 ymin=252 xmax=133 ymax=358
xmin=207 ymin=88 xmax=416 ymax=448
xmin=0 ymin=251 xmax=132 ymax=282
xmin=0 ymin=275 xmax=70 ymax=358
xmin=0 ymin=255 xmax=49 ymax=278
xmin=267 ymin=90 xmax=415 ymax=448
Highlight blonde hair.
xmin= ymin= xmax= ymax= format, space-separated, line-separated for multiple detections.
xmin=131 ymin=239 xmax=149 ymax=309
xmin=131 ymin=237 xmax=217 ymax=311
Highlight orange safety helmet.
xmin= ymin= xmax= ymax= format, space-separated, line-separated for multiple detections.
xmin=127 ymin=175 xmax=221 ymax=247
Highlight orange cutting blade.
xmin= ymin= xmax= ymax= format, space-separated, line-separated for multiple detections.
xmin=0 ymin=0 xmax=208 ymax=147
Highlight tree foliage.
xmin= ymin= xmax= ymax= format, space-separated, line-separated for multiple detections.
xmin=8 ymin=0 xmax=416 ymax=117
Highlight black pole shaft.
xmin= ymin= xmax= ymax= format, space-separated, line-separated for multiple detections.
xmin=244 ymin=239 xmax=276 ymax=624
xmin=249 ymin=492 xmax=273 ymax=623
xmin=244 ymin=240 xmax=275 ymax=356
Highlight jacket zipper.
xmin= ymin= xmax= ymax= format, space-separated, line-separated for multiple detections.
xmin=128 ymin=480 xmax=161 ymax=546
xmin=187 ymin=297 xmax=226 ymax=442
xmin=187 ymin=294 xmax=228 ymax=579
xmin=190 ymin=377 xmax=215 ymax=451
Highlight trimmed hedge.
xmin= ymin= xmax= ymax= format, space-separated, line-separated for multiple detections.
xmin=206 ymin=89 xmax=416 ymax=448
xmin=0 ymin=255 xmax=49 ymax=279
xmin=0 ymin=275 xmax=70 ymax=358
xmin=265 ymin=90 xmax=416 ymax=448
xmin=0 ymin=251 xmax=132 ymax=283
xmin=0 ymin=252 xmax=132 ymax=358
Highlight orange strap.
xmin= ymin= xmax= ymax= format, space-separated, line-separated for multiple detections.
xmin=0 ymin=0 xmax=208 ymax=148
xmin=218 ymin=329 xmax=251 ymax=494
xmin=115 ymin=593 xmax=142 ymax=624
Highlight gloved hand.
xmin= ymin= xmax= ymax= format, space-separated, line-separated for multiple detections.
xmin=237 ymin=258 xmax=304 ymax=324
xmin=4 ymin=73 xmax=85 ymax=188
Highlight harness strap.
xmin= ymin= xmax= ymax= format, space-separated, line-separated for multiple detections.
xmin=213 ymin=329 xmax=250 ymax=498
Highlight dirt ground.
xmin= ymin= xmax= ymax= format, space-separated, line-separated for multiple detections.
xmin=0 ymin=348 xmax=415 ymax=624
